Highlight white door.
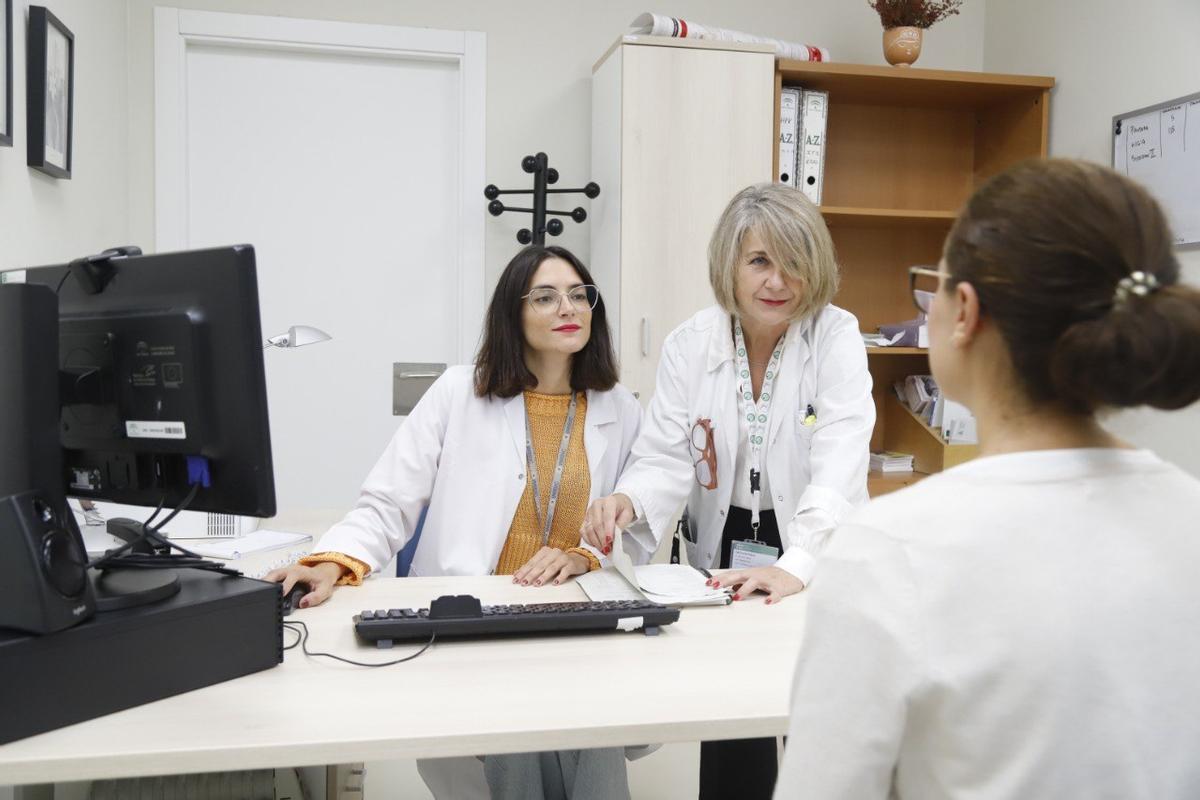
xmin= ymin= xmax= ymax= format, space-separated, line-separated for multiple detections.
xmin=155 ymin=9 xmax=484 ymax=516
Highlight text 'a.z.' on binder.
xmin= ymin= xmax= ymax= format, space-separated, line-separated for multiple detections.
xmin=576 ymin=529 xmax=732 ymax=607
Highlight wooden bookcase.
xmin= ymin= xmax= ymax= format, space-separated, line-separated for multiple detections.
xmin=773 ymin=62 xmax=1055 ymax=495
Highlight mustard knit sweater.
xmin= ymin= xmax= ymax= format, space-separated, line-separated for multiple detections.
xmin=303 ymin=390 xmax=598 ymax=582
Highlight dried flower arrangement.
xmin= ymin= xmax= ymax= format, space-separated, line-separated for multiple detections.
xmin=867 ymin=0 xmax=964 ymax=29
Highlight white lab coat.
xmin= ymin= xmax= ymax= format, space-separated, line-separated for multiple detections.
xmin=315 ymin=365 xmax=655 ymax=575
xmin=316 ymin=365 xmax=652 ymax=800
xmin=616 ymin=305 xmax=874 ymax=584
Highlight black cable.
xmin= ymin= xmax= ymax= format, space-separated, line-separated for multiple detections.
xmin=282 ymin=620 xmax=435 ymax=667
xmin=86 ymin=483 xmax=220 ymax=571
xmin=54 ymin=269 xmax=70 ymax=294
xmin=86 ymin=534 xmax=143 ymax=568
xmin=283 ymin=625 xmax=302 ymax=651
xmin=91 ymin=554 xmax=242 ymax=576
xmin=151 ymin=482 xmax=200 ymax=533
xmin=142 ymin=496 xmax=166 ymax=530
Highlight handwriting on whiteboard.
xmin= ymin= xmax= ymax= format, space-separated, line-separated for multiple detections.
xmin=1114 ymin=95 xmax=1200 ymax=245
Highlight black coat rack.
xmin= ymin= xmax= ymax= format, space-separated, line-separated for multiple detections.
xmin=485 ymin=152 xmax=600 ymax=246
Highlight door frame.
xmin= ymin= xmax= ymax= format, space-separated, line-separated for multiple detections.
xmin=153 ymin=7 xmax=486 ymax=362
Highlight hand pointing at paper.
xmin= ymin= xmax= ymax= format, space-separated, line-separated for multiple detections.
xmin=580 ymin=493 xmax=636 ymax=555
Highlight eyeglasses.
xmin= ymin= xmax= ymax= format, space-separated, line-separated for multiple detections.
xmin=690 ymin=418 xmax=718 ymax=490
xmin=909 ymin=266 xmax=944 ymax=314
xmin=522 ymin=285 xmax=599 ymax=315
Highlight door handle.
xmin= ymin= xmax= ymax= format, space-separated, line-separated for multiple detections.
xmin=396 ymin=372 xmax=441 ymax=379
xmin=640 ymin=318 xmax=650 ymax=357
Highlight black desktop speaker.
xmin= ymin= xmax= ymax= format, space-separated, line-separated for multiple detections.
xmin=0 ymin=282 xmax=96 ymax=633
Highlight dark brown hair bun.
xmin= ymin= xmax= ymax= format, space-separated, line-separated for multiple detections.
xmin=944 ymin=158 xmax=1200 ymax=414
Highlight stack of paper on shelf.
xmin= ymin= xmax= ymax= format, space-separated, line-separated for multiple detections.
xmin=863 ymin=331 xmax=905 ymax=347
xmin=893 ymin=376 xmax=979 ymax=445
xmin=896 ymin=375 xmax=938 ymax=419
xmin=870 ymin=450 xmax=914 ymax=473
xmin=932 ymin=396 xmax=978 ymax=445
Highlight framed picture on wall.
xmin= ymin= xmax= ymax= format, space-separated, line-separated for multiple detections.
xmin=1 ymin=0 xmax=12 ymax=147
xmin=26 ymin=5 xmax=73 ymax=178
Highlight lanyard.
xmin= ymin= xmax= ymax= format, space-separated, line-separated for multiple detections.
xmin=524 ymin=392 xmax=579 ymax=548
xmin=733 ymin=320 xmax=784 ymax=540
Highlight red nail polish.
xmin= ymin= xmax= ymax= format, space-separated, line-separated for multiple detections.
xmin=733 ymin=594 xmax=741 ymax=601
xmin=553 ymin=580 xmax=560 ymax=585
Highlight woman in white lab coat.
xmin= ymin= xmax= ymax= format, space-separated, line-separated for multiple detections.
xmin=775 ymin=160 xmax=1200 ymax=798
xmin=267 ymin=244 xmax=649 ymax=800
xmin=268 ymin=244 xmax=650 ymax=597
xmin=583 ymin=182 xmax=875 ymax=800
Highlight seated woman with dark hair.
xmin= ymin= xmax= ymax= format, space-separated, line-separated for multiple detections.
xmin=774 ymin=158 xmax=1200 ymax=799
xmin=267 ymin=244 xmax=649 ymax=799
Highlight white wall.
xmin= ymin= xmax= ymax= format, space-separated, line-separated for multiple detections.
xmin=984 ymin=0 xmax=1200 ymax=477
xmin=123 ymin=0 xmax=986 ymax=291
xmin=0 ymin=1 xmax=129 ymax=272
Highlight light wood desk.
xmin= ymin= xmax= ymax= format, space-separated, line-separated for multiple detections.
xmin=0 ymin=575 xmax=806 ymax=785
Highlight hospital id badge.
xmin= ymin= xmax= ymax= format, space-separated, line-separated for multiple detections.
xmin=730 ymin=539 xmax=780 ymax=569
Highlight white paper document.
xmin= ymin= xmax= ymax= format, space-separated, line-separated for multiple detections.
xmin=576 ymin=529 xmax=732 ymax=606
xmin=185 ymin=529 xmax=311 ymax=560
xmin=575 ymin=569 xmax=646 ymax=602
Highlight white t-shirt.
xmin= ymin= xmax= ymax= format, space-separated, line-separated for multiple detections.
xmin=775 ymin=448 xmax=1200 ymax=800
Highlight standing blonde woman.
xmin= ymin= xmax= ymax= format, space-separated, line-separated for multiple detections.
xmin=775 ymin=159 xmax=1200 ymax=798
xmin=584 ymin=182 xmax=875 ymax=798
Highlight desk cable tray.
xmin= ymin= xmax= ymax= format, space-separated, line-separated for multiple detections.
xmin=354 ymin=594 xmax=680 ymax=647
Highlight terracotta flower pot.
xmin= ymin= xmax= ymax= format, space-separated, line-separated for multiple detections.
xmin=883 ymin=26 xmax=923 ymax=67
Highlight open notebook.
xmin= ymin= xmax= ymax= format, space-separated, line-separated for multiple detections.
xmin=576 ymin=527 xmax=731 ymax=607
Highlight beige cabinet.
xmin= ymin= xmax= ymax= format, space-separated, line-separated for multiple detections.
xmin=591 ymin=36 xmax=774 ymax=401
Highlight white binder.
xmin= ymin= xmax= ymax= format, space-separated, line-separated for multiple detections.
xmin=778 ymin=87 xmax=801 ymax=186
xmin=799 ymin=89 xmax=828 ymax=204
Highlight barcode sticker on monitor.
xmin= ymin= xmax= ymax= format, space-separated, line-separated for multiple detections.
xmin=126 ymin=421 xmax=187 ymax=440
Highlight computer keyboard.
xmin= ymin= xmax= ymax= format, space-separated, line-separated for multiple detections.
xmin=354 ymin=594 xmax=680 ymax=648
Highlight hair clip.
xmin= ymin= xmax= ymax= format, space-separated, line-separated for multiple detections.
xmin=1113 ymin=270 xmax=1161 ymax=306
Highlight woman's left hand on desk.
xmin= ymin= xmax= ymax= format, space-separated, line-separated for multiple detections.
xmin=709 ymin=567 xmax=804 ymax=604
xmin=512 ymin=546 xmax=590 ymax=587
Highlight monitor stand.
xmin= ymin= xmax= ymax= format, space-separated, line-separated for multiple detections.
xmin=89 ymin=567 xmax=180 ymax=612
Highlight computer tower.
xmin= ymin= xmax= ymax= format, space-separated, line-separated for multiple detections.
xmin=0 ymin=569 xmax=283 ymax=744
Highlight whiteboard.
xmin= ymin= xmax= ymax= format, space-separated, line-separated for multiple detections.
xmin=1113 ymin=91 xmax=1200 ymax=245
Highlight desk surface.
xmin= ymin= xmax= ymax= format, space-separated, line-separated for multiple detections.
xmin=0 ymin=575 xmax=806 ymax=785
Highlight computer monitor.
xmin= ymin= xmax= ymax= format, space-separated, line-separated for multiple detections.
xmin=25 ymin=245 xmax=276 ymax=519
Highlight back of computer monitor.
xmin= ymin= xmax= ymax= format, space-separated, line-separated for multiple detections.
xmin=25 ymin=245 xmax=276 ymax=519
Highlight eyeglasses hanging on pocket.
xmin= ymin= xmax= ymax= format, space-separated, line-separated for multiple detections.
xmin=690 ymin=418 xmax=718 ymax=490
